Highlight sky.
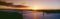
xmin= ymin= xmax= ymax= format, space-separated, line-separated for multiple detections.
xmin=1 ymin=0 xmax=60 ymax=9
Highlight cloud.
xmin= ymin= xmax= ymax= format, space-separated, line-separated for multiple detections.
xmin=1 ymin=0 xmax=60 ymax=9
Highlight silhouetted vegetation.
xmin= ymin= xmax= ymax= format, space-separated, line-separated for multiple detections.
xmin=0 ymin=10 xmax=23 ymax=19
xmin=44 ymin=10 xmax=60 ymax=13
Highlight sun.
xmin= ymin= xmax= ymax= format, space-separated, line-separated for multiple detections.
xmin=31 ymin=6 xmax=38 ymax=10
xmin=28 ymin=6 xmax=39 ymax=10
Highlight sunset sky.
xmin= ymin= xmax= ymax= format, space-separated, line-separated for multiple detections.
xmin=0 ymin=0 xmax=60 ymax=9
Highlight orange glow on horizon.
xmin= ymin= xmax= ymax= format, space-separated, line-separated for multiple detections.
xmin=28 ymin=6 xmax=40 ymax=10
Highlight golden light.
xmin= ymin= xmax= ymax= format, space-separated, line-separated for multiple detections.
xmin=27 ymin=6 xmax=39 ymax=19
xmin=28 ymin=5 xmax=40 ymax=10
